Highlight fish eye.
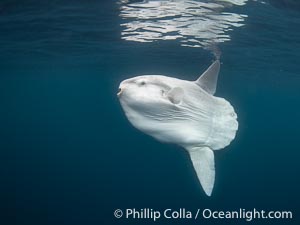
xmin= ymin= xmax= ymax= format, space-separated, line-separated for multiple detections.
xmin=139 ymin=81 xmax=146 ymax=86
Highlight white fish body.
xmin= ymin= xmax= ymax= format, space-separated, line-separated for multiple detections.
xmin=117 ymin=60 xmax=238 ymax=196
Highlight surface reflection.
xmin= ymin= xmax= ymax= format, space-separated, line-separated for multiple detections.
xmin=119 ymin=0 xmax=248 ymax=48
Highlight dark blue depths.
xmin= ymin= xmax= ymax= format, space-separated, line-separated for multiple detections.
xmin=0 ymin=1 xmax=299 ymax=225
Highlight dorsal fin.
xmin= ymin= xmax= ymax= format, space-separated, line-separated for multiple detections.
xmin=195 ymin=60 xmax=220 ymax=95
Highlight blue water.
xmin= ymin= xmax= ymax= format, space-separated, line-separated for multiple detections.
xmin=1 ymin=0 xmax=300 ymax=224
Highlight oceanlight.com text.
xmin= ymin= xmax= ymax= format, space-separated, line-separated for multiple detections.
xmin=199 ymin=208 xmax=292 ymax=221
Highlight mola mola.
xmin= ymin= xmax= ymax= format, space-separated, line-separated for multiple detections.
xmin=117 ymin=60 xmax=238 ymax=196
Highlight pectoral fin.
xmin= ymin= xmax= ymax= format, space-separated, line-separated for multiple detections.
xmin=187 ymin=146 xmax=215 ymax=196
xmin=167 ymin=87 xmax=184 ymax=104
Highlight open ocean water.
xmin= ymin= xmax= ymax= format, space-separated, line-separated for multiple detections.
xmin=1 ymin=0 xmax=300 ymax=224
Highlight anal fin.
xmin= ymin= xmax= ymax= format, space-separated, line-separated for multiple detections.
xmin=187 ymin=146 xmax=215 ymax=196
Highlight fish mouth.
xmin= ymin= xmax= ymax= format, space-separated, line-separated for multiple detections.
xmin=117 ymin=88 xmax=123 ymax=97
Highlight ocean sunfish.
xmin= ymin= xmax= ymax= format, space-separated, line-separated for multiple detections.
xmin=117 ymin=60 xmax=238 ymax=196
